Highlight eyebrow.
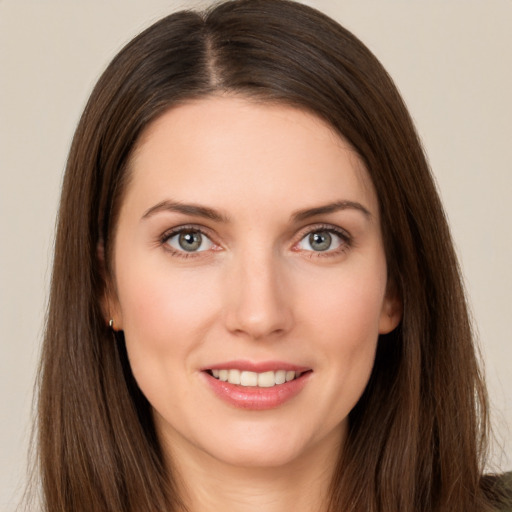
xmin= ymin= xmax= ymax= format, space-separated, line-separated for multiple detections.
xmin=141 ymin=199 xmax=372 ymax=223
xmin=291 ymin=200 xmax=372 ymax=222
xmin=141 ymin=200 xmax=229 ymax=223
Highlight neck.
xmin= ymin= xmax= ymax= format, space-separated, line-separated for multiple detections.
xmin=166 ymin=429 xmax=343 ymax=512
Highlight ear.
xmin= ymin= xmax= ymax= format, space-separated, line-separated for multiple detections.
xmin=97 ymin=241 xmax=123 ymax=331
xmin=378 ymin=280 xmax=402 ymax=334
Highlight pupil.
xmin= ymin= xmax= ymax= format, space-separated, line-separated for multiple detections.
xmin=309 ymin=231 xmax=331 ymax=251
xmin=179 ymin=231 xmax=202 ymax=251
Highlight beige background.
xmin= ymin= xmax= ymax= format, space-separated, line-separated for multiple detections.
xmin=1 ymin=0 xmax=511 ymax=508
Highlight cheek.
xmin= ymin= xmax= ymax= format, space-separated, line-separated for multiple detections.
xmin=315 ymin=279 xmax=382 ymax=375
xmin=297 ymin=257 xmax=387 ymax=389
xmin=114 ymin=257 xmax=219 ymax=375
xmin=284 ymin=261 xmax=386 ymax=438
xmin=299 ymin=260 xmax=387 ymax=344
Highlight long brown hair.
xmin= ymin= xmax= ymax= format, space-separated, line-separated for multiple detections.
xmin=33 ymin=1 xmax=508 ymax=510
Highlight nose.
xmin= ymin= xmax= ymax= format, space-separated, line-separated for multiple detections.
xmin=223 ymin=249 xmax=294 ymax=340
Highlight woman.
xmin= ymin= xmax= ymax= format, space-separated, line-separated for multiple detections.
xmin=32 ymin=0 xmax=511 ymax=510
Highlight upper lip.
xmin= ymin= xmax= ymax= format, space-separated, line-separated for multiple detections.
xmin=202 ymin=360 xmax=311 ymax=373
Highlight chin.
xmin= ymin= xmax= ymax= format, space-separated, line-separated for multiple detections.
xmin=192 ymin=418 xmax=343 ymax=471
xmin=208 ymin=439 xmax=311 ymax=469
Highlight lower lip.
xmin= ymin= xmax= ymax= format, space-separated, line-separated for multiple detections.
xmin=202 ymin=371 xmax=311 ymax=410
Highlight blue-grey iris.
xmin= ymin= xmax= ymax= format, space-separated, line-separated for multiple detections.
xmin=179 ymin=231 xmax=202 ymax=251
xmin=309 ymin=231 xmax=331 ymax=251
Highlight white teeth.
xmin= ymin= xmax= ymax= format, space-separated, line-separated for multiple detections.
xmin=285 ymin=370 xmax=296 ymax=382
xmin=210 ymin=369 xmax=303 ymax=387
xmin=275 ymin=370 xmax=286 ymax=385
xmin=258 ymin=371 xmax=275 ymax=388
xmin=228 ymin=369 xmax=241 ymax=385
xmin=240 ymin=371 xmax=258 ymax=386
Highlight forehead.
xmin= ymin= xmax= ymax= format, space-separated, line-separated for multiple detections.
xmin=124 ymin=95 xmax=378 ymax=219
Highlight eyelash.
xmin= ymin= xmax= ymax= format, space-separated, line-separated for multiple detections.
xmin=158 ymin=223 xmax=353 ymax=259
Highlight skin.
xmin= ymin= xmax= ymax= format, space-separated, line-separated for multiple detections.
xmin=107 ymin=96 xmax=401 ymax=512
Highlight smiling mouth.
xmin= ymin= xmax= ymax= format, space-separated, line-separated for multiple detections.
xmin=206 ymin=369 xmax=308 ymax=388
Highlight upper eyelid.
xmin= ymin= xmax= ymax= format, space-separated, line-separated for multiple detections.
xmin=160 ymin=224 xmax=215 ymax=241
xmin=160 ymin=221 xmax=349 ymax=234
xmin=295 ymin=223 xmax=351 ymax=240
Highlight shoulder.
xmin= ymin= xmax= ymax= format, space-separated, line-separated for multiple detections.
xmin=482 ymin=472 xmax=512 ymax=512
xmin=500 ymin=472 xmax=512 ymax=511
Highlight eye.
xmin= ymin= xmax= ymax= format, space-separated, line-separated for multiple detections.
xmin=296 ymin=228 xmax=348 ymax=253
xmin=165 ymin=229 xmax=214 ymax=253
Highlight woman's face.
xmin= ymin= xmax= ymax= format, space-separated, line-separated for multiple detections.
xmin=108 ymin=96 xmax=400 ymax=469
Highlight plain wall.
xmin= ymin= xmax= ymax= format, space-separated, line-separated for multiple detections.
xmin=1 ymin=0 xmax=511 ymax=508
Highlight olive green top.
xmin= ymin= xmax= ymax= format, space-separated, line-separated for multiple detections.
xmin=493 ymin=472 xmax=512 ymax=511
